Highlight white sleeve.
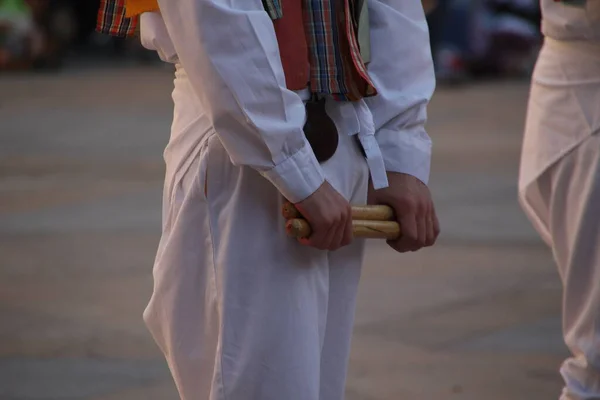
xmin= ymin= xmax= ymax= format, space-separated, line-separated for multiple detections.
xmin=364 ymin=0 xmax=436 ymax=185
xmin=155 ymin=0 xmax=325 ymax=203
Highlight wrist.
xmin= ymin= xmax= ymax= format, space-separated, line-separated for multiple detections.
xmin=386 ymin=171 xmax=428 ymax=187
xmin=259 ymin=142 xmax=325 ymax=203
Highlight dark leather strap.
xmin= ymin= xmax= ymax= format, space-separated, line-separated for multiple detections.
xmin=303 ymin=97 xmax=339 ymax=163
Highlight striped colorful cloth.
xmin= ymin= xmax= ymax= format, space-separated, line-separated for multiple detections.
xmin=304 ymin=0 xmax=376 ymax=100
xmin=96 ymin=0 xmax=376 ymax=100
xmin=96 ymin=0 xmax=138 ymax=37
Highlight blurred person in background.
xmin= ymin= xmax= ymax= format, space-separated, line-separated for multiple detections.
xmin=475 ymin=0 xmax=541 ymax=77
xmin=0 ymin=0 xmax=153 ymax=70
xmin=518 ymin=1 xmax=600 ymax=399
xmin=0 ymin=0 xmax=41 ymax=69
xmin=426 ymin=0 xmax=541 ymax=83
xmin=24 ymin=0 xmax=78 ymax=68
xmin=0 ymin=0 xmax=82 ymax=70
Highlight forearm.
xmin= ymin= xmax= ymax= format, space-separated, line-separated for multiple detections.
xmin=365 ymin=0 xmax=436 ymax=185
xmin=156 ymin=0 xmax=325 ymax=202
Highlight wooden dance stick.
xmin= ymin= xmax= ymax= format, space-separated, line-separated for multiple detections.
xmin=282 ymin=201 xmax=395 ymax=222
xmin=283 ymin=201 xmax=400 ymax=240
xmin=286 ymin=219 xmax=401 ymax=240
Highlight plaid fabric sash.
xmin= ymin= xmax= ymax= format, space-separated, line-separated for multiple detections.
xmin=96 ymin=0 xmax=376 ymax=100
xmin=304 ymin=0 xmax=375 ymax=100
xmin=97 ymin=0 xmax=138 ymax=37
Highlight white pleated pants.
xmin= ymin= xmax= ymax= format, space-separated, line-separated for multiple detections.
xmin=519 ymin=38 xmax=600 ymax=400
xmin=143 ymin=65 xmax=371 ymax=400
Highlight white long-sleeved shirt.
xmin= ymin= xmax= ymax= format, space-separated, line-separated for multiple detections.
xmin=140 ymin=0 xmax=435 ymax=203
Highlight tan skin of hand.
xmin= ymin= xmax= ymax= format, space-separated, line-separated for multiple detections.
xmin=293 ymin=172 xmax=439 ymax=252
xmin=368 ymin=172 xmax=440 ymax=252
xmin=294 ymin=181 xmax=353 ymax=251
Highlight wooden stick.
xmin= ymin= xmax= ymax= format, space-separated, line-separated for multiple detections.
xmin=351 ymin=205 xmax=395 ymax=221
xmin=282 ymin=201 xmax=395 ymax=221
xmin=286 ymin=218 xmax=401 ymax=240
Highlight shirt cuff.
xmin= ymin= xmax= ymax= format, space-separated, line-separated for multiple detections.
xmin=376 ymin=127 xmax=432 ymax=185
xmin=259 ymin=140 xmax=325 ymax=203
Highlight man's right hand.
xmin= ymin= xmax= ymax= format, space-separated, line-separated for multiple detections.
xmin=293 ymin=181 xmax=353 ymax=251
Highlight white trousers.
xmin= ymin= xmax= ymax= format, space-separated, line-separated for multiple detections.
xmin=143 ymin=66 xmax=371 ymax=400
xmin=519 ymin=38 xmax=600 ymax=400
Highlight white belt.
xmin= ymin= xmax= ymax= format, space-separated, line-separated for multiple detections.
xmin=294 ymin=89 xmax=389 ymax=190
xmin=353 ymin=100 xmax=389 ymax=190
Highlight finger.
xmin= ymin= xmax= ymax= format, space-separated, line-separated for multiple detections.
xmin=327 ymin=214 xmax=348 ymax=251
xmin=297 ymin=227 xmax=317 ymax=247
xmin=393 ymin=213 xmax=418 ymax=253
xmin=301 ymin=234 xmax=329 ymax=250
xmin=318 ymin=214 xmax=348 ymax=250
xmin=425 ymin=208 xmax=436 ymax=247
xmin=298 ymin=237 xmax=311 ymax=246
xmin=298 ymin=220 xmax=328 ymax=249
xmin=425 ymin=204 xmax=437 ymax=247
xmin=416 ymin=211 xmax=427 ymax=250
xmin=309 ymin=226 xmax=333 ymax=250
xmin=340 ymin=209 xmax=353 ymax=247
xmin=432 ymin=205 xmax=441 ymax=240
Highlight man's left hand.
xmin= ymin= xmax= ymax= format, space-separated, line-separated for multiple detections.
xmin=368 ymin=172 xmax=440 ymax=252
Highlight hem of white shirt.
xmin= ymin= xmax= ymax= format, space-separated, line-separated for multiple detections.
xmin=259 ymin=140 xmax=325 ymax=203
xmin=376 ymin=127 xmax=432 ymax=186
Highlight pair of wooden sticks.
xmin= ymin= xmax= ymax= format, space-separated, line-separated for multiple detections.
xmin=283 ymin=201 xmax=402 ymax=240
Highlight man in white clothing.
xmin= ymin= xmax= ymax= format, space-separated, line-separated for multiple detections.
xmin=97 ymin=0 xmax=440 ymax=398
xmin=518 ymin=1 xmax=600 ymax=399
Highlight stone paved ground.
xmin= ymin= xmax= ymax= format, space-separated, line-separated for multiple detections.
xmin=0 ymin=65 xmax=568 ymax=400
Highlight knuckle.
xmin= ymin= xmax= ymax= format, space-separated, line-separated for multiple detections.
xmin=304 ymin=237 xmax=315 ymax=246
xmin=400 ymin=197 xmax=417 ymax=210
xmin=328 ymin=241 xmax=341 ymax=251
xmin=311 ymin=218 xmax=323 ymax=228
xmin=405 ymin=232 xmax=418 ymax=242
xmin=307 ymin=236 xmax=323 ymax=247
xmin=322 ymin=217 xmax=334 ymax=227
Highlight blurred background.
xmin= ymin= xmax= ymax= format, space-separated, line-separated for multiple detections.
xmin=0 ymin=0 xmax=542 ymax=78
xmin=0 ymin=1 xmax=568 ymax=399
